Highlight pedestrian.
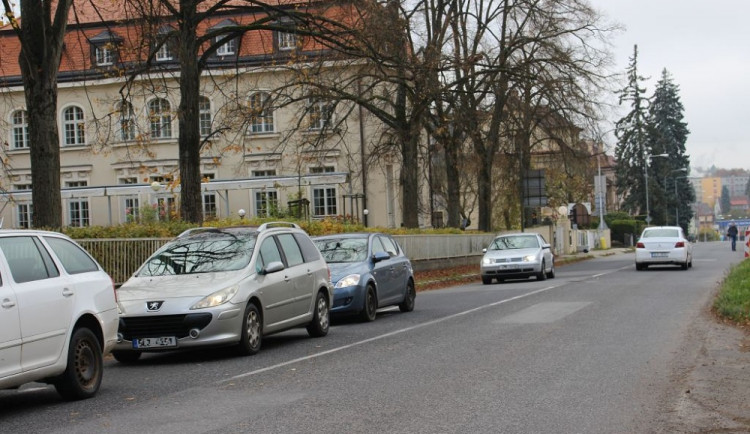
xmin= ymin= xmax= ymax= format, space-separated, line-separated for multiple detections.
xmin=727 ymin=221 xmax=739 ymax=251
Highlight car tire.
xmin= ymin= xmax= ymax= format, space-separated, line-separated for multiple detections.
xmin=307 ymin=291 xmax=330 ymax=337
xmin=359 ymin=284 xmax=378 ymax=322
xmin=112 ymin=350 xmax=142 ymax=364
xmin=546 ymin=260 xmax=555 ymax=279
xmin=635 ymin=263 xmax=643 ymax=271
xmin=53 ymin=327 xmax=103 ymax=401
xmin=398 ymin=280 xmax=416 ymax=313
xmin=681 ymin=260 xmax=689 ymax=270
xmin=237 ymin=303 xmax=262 ymax=356
xmin=482 ymin=275 xmax=493 ymax=285
xmin=537 ymin=260 xmax=547 ymax=281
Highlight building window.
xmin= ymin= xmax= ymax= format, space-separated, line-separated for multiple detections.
xmin=13 ymin=184 xmax=32 ymax=190
xmin=124 ymin=197 xmax=139 ymax=222
xmin=312 ymin=187 xmax=337 ymax=216
xmin=17 ymin=203 xmax=32 ymax=229
xmin=11 ymin=110 xmax=29 ymax=149
xmin=69 ymin=199 xmax=90 ymax=227
xmin=156 ymin=42 xmax=173 ymax=61
xmin=65 ymin=181 xmax=88 ymax=188
xmin=199 ymin=96 xmax=212 ymax=137
xmin=95 ymin=45 xmax=115 ymax=66
xmin=252 ymin=169 xmax=276 ymax=177
xmin=278 ymin=31 xmax=296 ymax=51
xmin=203 ymin=193 xmax=217 ymax=219
xmin=157 ymin=197 xmax=176 ymax=221
xmin=216 ymin=37 xmax=236 ymax=56
xmin=255 ymin=190 xmax=278 ymax=217
xmin=248 ymin=92 xmax=274 ymax=134
xmin=307 ymin=99 xmax=332 ymax=130
xmin=118 ymin=101 xmax=136 ymax=141
xmin=148 ymin=98 xmax=172 ymax=139
xmin=119 ymin=177 xmax=138 ymax=184
xmin=63 ymin=106 xmax=86 ymax=146
xmin=310 ymin=166 xmax=335 ymax=174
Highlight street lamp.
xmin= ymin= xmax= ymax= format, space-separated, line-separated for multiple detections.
xmin=663 ymin=168 xmax=688 ymax=224
xmin=644 ymin=153 xmax=668 ymax=225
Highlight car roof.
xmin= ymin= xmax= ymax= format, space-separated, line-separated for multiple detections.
xmin=176 ymin=222 xmax=303 ymax=239
xmin=312 ymin=232 xmax=380 ymax=239
xmin=0 ymin=229 xmax=68 ymax=238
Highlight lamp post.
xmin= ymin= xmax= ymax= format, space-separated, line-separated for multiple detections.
xmin=644 ymin=153 xmax=668 ymax=225
xmin=663 ymin=168 xmax=688 ymax=224
xmin=672 ymin=173 xmax=688 ymax=226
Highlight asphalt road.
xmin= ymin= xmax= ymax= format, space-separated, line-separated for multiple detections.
xmin=0 ymin=241 xmax=745 ymax=433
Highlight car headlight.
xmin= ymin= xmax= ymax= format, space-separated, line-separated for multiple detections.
xmin=523 ymin=255 xmax=536 ymax=262
xmin=482 ymin=257 xmax=492 ymax=265
xmin=191 ymin=285 xmax=239 ymax=309
xmin=335 ymin=274 xmax=361 ymax=288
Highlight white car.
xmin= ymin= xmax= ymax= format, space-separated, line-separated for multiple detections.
xmin=113 ymin=223 xmax=333 ymax=362
xmin=635 ymin=226 xmax=693 ymax=270
xmin=0 ymin=230 xmax=118 ymax=400
xmin=480 ymin=233 xmax=555 ymax=284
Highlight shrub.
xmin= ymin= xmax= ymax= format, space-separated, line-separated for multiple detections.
xmin=609 ymin=219 xmax=644 ymax=245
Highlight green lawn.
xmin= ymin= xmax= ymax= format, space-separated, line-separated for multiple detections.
xmin=714 ymin=259 xmax=750 ymax=323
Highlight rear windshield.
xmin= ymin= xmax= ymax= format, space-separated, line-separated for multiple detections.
xmin=138 ymin=231 xmax=256 ymax=276
xmin=642 ymin=229 xmax=679 ymax=238
xmin=314 ymin=237 xmax=368 ymax=263
xmin=489 ymin=235 xmax=539 ymax=250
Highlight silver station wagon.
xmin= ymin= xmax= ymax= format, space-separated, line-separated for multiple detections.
xmin=113 ymin=223 xmax=332 ymax=362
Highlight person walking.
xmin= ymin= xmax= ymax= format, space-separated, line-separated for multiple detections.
xmin=727 ymin=221 xmax=739 ymax=251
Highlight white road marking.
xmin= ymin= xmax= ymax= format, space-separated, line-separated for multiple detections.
xmin=223 ymin=285 xmax=559 ymax=383
xmin=498 ymin=302 xmax=592 ymax=324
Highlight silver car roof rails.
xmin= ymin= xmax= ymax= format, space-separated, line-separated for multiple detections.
xmin=257 ymin=222 xmax=300 ymax=231
xmin=176 ymin=227 xmax=219 ymax=238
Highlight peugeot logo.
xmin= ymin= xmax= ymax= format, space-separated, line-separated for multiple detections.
xmin=147 ymin=301 xmax=164 ymax=311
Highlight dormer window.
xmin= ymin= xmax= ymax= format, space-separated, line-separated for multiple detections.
xmin=278 ymin=31 xmax=297 ymax=51
xmin=89 ymin=30 xmax=122 ymax=67
xmin=156 ymin=43 xmax=173 ymax=61
xmin=155 ymin=25 xmax=175 ymax=61
xmin=216 ymin=38 xmax=236 ymax=56
xmin=210 ymin=19 xmax=239 ymax=58
xmin=95 ymin=45 xmax=114 ymax=66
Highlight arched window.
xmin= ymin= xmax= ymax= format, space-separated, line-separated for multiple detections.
xmin=11 ymin=110 xmax=29 ymax=149
xmin=148 ymin=98 xmax=172 ymax=139
xmin=62 ymin=106 xmax=85 ymax=146
xmin=248 ymin=92 xmax=274 ymax=134
xmin=199 ymin=96 xmax=212 ymax=137
xmin=118 ymin=101 xmax=136 ymax=141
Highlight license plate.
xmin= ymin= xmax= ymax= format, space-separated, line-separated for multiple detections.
xmin=651 ymin=252 xmax=668 ymax=258
xmin=133 ymin=337 xmax=176 ymax=349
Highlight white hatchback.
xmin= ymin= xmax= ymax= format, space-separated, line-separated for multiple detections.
xmin=635 ymin=226 xmax=693 ymax=270
xmin=0 ymin=230 xmax=118 ymax=400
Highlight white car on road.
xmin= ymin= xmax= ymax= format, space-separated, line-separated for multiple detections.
xmin=635 ymin=226 xmax=693 ymax=270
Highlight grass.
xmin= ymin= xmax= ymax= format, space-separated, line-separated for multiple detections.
xmin=714 ymin=259 xmax=750 ymax=324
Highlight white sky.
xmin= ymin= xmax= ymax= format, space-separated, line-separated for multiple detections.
xmin=589 ymin=0 xmax=750 ymax=174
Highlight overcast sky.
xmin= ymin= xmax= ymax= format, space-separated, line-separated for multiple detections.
xmin=589 ymin=0 xmax=750 ymax=174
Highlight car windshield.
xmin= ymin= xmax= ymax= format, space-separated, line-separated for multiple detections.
xmin=314 ymin=237 xmax=368 ymax=263
xmin=642 ymin=229 xmax=679 ymax=238
xmin=489 ymin=235 xmax=539 ymax=250
xmin=137 ymin=230 xmax=257 ymax=276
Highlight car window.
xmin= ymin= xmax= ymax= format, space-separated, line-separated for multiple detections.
xmin=314 ymin=237 xmax=368 ymax=263
xmin=277 ymin=234 xmax=304 ymax=267
xmin=257 ymin=237 xmax=283 ymax=273
xmin=138 ymin=232 xmax=256 ymax=276
xmin=0 ymin=236 xmax=60 ymax=283
xmin=371 ymin=237 xmax=387 ymax=256
xmin=44 ymin=236 xmax=99 ymax=274
xmin=643 ymin=229 xmax=679 ymax=238
xmin=293 ymin=233 xmax=321 ymax=263
xmin=490 ymin=236 xmax=538 ymax=250
xmin=378 ymin=236 xmax=399 ymax=256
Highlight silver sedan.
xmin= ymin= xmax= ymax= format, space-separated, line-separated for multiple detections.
xmin=480 ymin=233 xmax=555 ymax=284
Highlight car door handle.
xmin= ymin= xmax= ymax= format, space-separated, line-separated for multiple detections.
xmin=62 ymin=288 xmax=74 ymax=297
xmin=2 ymin=298 xmax=15 ymax=308
xmin=284 ymin=275 xmax=291 ymax=282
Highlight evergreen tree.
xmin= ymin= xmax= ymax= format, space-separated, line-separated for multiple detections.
xmin=721 ymin=186 xmax=731 ymax=215
xmin=645 ymin=69 xmax=694 ymax=229
xmin=614 ymin=45 xmax=651 ymax=218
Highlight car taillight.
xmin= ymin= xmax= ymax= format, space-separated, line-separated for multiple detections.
xmin=636 ymin=242 xmax=645 ymax=248
xmin=675 ymin=241 xmax=685 ymax=248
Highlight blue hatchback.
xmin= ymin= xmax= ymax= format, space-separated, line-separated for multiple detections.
xmin=312 ymin=233 xmax=415 ymax=321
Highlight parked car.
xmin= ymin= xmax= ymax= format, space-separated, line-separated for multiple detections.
xmin=635 ymin=226 xmax=693 ymax=270
xmin=312 ymin=233 xmax=415 ymax=321
xmin=0 ymin=230 xmax=118 ymax=400
xmin=113 ymin=223 xmax=332 ymax=362
xmin=480 ymin=233 xmax=555 ymax=284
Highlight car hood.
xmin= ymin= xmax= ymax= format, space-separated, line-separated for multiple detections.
xmin=483 ymin=247 xmax=541 ymax=260
xmin=327 ymin=262 xmax=368 ymax=282
xmin=117 ymin=270 xmax=247 ymax=301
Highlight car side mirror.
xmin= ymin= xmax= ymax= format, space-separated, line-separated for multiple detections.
xmin=542 ymin=243 xmax=551 ymax=250
xmin=372 ymin=251 xmax=390 ymax=263
xmin=482 ymin=248 xmax=487 ymax=253
xmin=260 ymin=261 xmax=284 ymax=275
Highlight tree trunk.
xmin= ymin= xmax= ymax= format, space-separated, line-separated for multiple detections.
xmin=400 ymin=130 xmax=420 ymax=228
xmin=177 ymin=0 xmax=204 ymax=224
xmin=444 ymin=137 xmax=461 ymax=227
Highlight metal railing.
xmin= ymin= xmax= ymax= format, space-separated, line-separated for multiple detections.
xmin=78 ymin=238 xmax=171 ymax=285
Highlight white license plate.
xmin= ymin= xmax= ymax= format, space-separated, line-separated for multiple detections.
xmin=134 ymin=337 xmax=176 ymax=349
xmin=651 ymin=252 xmax=668 ymax=258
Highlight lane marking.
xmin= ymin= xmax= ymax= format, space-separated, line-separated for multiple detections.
xmin=497 ymin=302 xmax=592 ymax=324
xmin=222 ymin=285 xmax=559 ymax=383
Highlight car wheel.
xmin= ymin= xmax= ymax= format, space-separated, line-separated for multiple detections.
xmin=307 ymin=291 xmax=330 ymax=337
xmin=537 ymin=260 xmax=547 ymax=281
xmin=398 ymin=280 xmax=416 ymax=313
xmin=546 ymin=260 xmax=555 ymax=279
xmin=689 ymin=255 xmax=693 ymax=268
xmin=237 ymin=303 xmax=262 ymax=356
xmin=112 ymin=350 xmax=142 ymax=364
xmin=482 ymin=275 xmax=493 ymax=285
xmin=635 ymin=263 xmax=643 ymax=271
xmin=681 ymin=260 xmax=689 ymax=270
xmin=53 ymin=327 xmax=103 ymax=400
xmin=359 ymin=284 xmax=378 ymax=322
